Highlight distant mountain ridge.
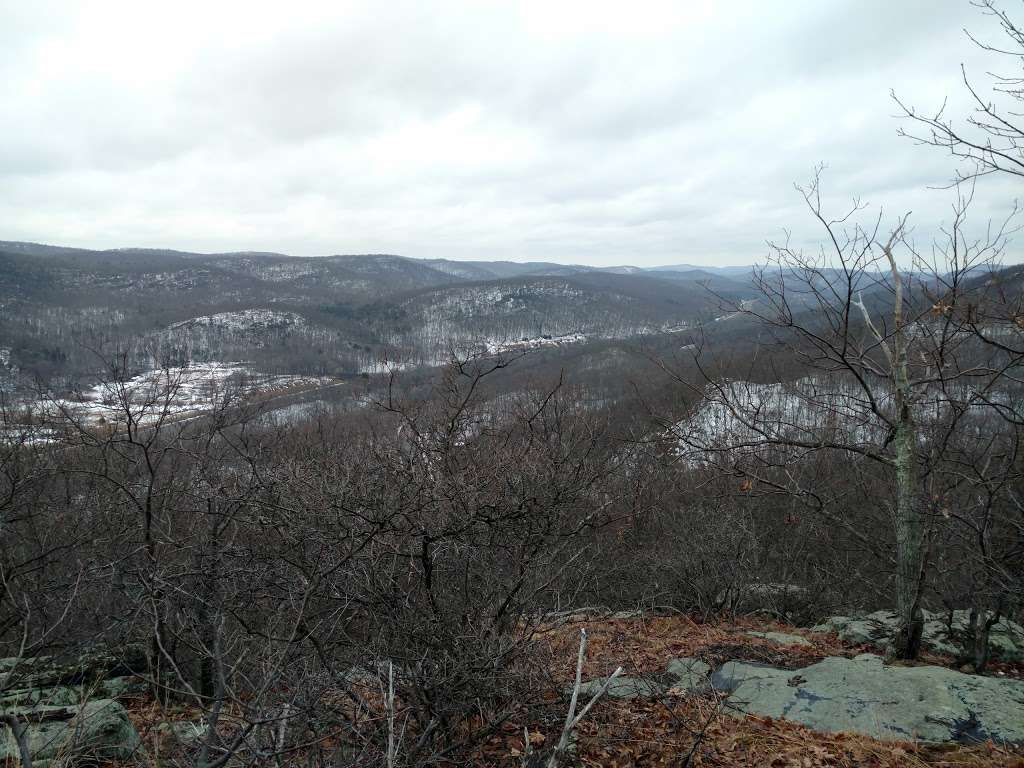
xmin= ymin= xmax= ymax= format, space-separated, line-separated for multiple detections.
xmin=1 ymin=239 xmax=1018 ymax=391
xmin=0 ymin=240 xmax=762 ymax=385
xmin=0 ymin=240 xmax=757 ymax=278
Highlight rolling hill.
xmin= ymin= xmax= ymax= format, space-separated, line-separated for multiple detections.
xmin=0 ymin=241 xmax=760 ymax=386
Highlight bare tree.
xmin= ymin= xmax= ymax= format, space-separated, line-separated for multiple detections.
xmin=894 ymin=0 xmax=1024 ymax=185
xmin=668 ymin=170 xmax=1020 ymax=658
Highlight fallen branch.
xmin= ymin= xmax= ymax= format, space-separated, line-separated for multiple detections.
xmin=542 ymin=628 xmax=622 ymax=768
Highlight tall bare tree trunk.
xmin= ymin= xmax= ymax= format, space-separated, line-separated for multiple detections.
xmin=891 ymin=407 xmax=924 ymax=658
xmin=888 ymin=253 xmax=924 ymax=660
xmin=198 ymin=498 xmax=222 ymax=699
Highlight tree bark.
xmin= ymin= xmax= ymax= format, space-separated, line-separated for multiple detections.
xmin=891 ymin=415 xmax=924 ymax=658
xmin=1 ymin=713 xmax=33 ymax=768
xmin=887 ymin=246 xmax=925 ymax=661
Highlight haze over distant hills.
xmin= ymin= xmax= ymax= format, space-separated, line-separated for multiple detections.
xmin=0 ymin=240 xmax=757 ymax=277
xmin=4 ymin=238 xmax=1017 ymax=397
xmin=0 ymin=240 xmax=760 ymax=387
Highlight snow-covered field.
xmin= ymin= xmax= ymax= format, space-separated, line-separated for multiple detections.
xmin=39 ymin=362 xmax=336 ymax=430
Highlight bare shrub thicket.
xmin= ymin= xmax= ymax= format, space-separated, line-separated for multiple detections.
xmin=568 ymin=410 xmax=899 ymax=626
xmin=0 ymin=352 xmax=633 ymax=766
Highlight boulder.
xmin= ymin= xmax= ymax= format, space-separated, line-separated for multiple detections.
xmin=712 ymin=653 xmax=1024 ymax=744
xmin=0 ymin=647 xmax=148 ymax=766
xmin=0 ymin=678 xmax=146 ymax=710
xmin=576 ymin=657 xmax=711 ymax=700
xmin=812 ymin=610 xmax=1024 ymax=661
xmin=0 ymin=686 xmax=82 ymax=709
xmin=0 ymin=699 xmax=144 ymax=767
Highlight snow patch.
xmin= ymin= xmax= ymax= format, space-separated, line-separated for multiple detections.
xmin=169 ymin=309 xmax=305 ymax=331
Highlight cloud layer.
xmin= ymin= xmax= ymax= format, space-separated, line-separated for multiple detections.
xmin=1 ymin=0 xmax=1019 ymax=265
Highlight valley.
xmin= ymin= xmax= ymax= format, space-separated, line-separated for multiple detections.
xmin=0 ymin=240 xmax=758 ymax=435
xmin=5 ymin=4 xmax=1024 ymax=766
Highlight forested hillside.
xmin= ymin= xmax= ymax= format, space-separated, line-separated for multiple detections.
xmin=0 ymin=241 xmax=756 ymax=386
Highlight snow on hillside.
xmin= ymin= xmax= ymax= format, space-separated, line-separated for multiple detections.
xmin=677 ymin=378 xmax=886 ymax=462
xmin=418 ymin=259 xmax=495 ymax=279
xmin=483 ymin=333 xmax=587 ymax=354
xmin=208 ymin=258 xmax=321 ymax=281
xmin=356 ymin=334 xmax=590 ymax=373
xmin=153 ymin=310 xmax=372 ymax=372
xmin=169 ymin=309 xmax=305 ymax=331
xmin=674 ymin=375 xmax=1017 ymax=465
xmin=431 ymin=283 xmax=589 ymax=317
xmin=358 ymin=359 xmax=423 ymax=375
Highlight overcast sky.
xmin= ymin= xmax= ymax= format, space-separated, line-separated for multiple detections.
xmin=1 ymin=0 xmax=1020 ymax=266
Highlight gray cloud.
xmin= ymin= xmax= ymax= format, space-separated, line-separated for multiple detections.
xmin=0 ymin=0 xmax=1019 ymax=266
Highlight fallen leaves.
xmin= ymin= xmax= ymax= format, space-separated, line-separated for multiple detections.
xmin=523 ymin=613 xmax=1024 ymax=767
xmin=118 ymin=612 xmax=1024 ymax=767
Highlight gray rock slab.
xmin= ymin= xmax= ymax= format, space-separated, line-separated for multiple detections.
xmin=576 ymin=675 xmax=664 ymax=699
xmin=0 ymin=646 xmax=147 ymax=692
xmin=746 ymin=631 xmax=812 ymax=647
xmin=0 ymin=676 xmax=145 ymax=710
xmin=577 ymin=658 xmax=712 ymax=700
xmin=665 ymin=657 xmax=711 ymax=690
xmin=712 ymin=653 xmax=1024 ymax=744
xmin=0 ymin=686 xmax=82 ymax=708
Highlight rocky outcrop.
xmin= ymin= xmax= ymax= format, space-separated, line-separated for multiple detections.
xmin=812 ymin=610 xmax=1024 ymax=662
xmin=713 ymin=653 xmax=1024 ymax=744
xmin=1 ymin=700 xmax=143 ymax=767
xmin=576 ymin=646 xmax=1024 ymax=746
xmin=576 ymin=676 xmax=663 ymax=699
xmin=0 ymin=648 xmax=146 ymax=767
xmin=0 ymin=646 xmax=147 ymax=692
xmin=156 ymin=718 xmax=209 ymax=747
